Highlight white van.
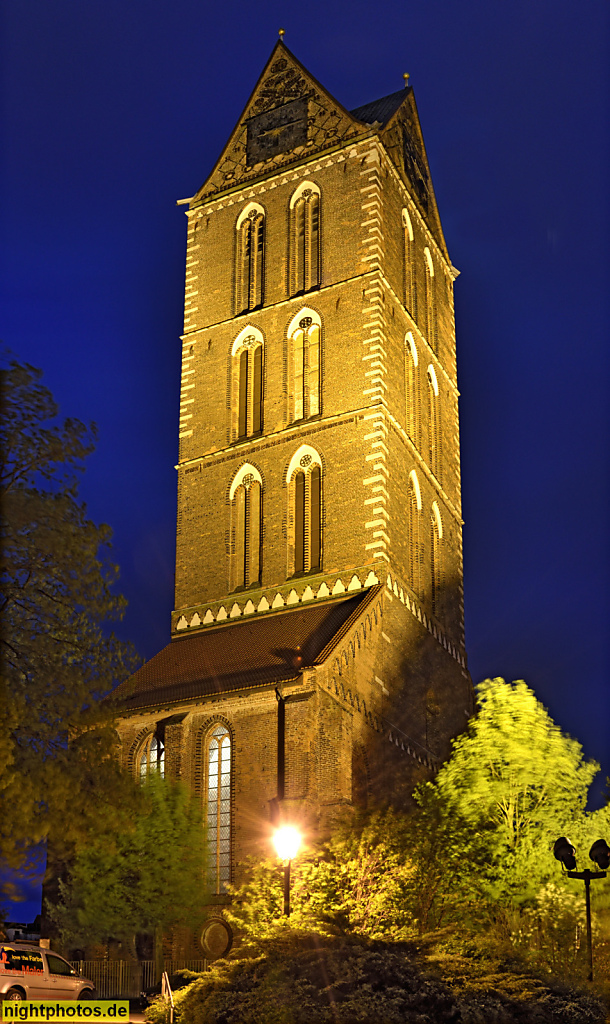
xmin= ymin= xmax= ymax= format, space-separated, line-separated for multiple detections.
xmin=0 ymin=943 xmax=95 ymax=1001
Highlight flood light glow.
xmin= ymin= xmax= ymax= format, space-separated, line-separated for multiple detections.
xmin=273 ymin=825 xmax=301 ymax=861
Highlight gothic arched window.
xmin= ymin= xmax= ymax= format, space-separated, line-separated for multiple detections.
xmin=408 ymin=470 xmax=422 ymax=596
xmin=405 ymin=331 xmax=420 ymax=447
xmin=424 ymin=247 xmax=437 ymax=352
xmin=287 ymin=308 xmax=321 ymax=422
xmin=229 ymin=464 xmax=262 ymax=591
xmin=139 ymin=730 xmax=165 ymax=779
xmin=290 ymin=182 xmax=321 ymax=295
xmin=230 ymin=327 xmax=264 ymax=441
xmin=430 ymin=502 xmax=443 ymax=616
xmin=402 ymin=209 xmax=416 ymax=318
xmin=235 ymin=203 xmax=265 ymax=313
xmin=286 ymin=445 xmax=322 ymax=576
xmin=427 ymin=365 xmax=440 ymax=480
xmin=206 ymin=724 xmax=231 ymax=895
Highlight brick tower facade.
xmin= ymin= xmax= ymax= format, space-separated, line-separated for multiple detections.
xmin=112 ymin=40 xmax=471 ymax=960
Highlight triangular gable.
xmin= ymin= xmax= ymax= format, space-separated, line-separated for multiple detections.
xmin=373 ymin=88 xmax=448 ymax=258
xmin=192 ymin=40 xmax=364 ymax=205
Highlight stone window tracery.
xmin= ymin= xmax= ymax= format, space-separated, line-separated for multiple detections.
xmin=290 ymin=183 xmax=321 ymax=295
xmin=206 ymin=724 xmax=231 ymax=895
xmin=423 ymin=247 xmax=437 ymax=352
xmin=402 ymin=209 xmax=416 ymax=318
xmin=229 ymin=464 xmax=262 ymax=591
xmin=426 ymin=365 xmax=441 ymax=481
xmin=231 ymin=327 xmax=264 ymax=441
xmin=405 ymin=331 xmax=420 ymax=448
xmin=408 ymin=470 xmax=422 ymax=596
xmin=235 ymin=203 xmax=265 ymax=313
xmin=430 ymin=502 xmax=443 ymax=617
xmin=287 ymin=308 xmax=321 ymax=422
xmin=286 ymin=445 xmax=322 ymax=576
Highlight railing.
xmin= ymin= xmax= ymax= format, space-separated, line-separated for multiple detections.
xmin=69 ymin=960 xmax=207 ymax=998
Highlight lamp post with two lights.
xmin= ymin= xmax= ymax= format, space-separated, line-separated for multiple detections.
xmin=553 ymin=836 xmax=609 ymax=982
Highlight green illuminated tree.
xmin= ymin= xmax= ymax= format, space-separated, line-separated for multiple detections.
xmin=0 ymin=356 xmax=140 ymax=894
xmin=50 ymin=772 xmax=208 ymax=965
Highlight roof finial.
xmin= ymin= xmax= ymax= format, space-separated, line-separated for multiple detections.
xmin=278 ymin=27 xmax=285 ymax=40
xmin=403 ymin=72 xmax=410 ymax=88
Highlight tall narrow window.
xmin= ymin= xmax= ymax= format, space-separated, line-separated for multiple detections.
xmin=235 ymin=204 xmax=265 ymax=313
xmin=287 ymin=309 xmax=321 ymax=422
xmin=287 ymin=446 xmax=323 ymax=576
xmin=207 ymin=724 xmax=231 ymax=895
xmin=402 ymin=209 xmax=416 ymax=318
xmin=430 ymin=502 xmax=443 ymax=617
xmin=424 ymin=247 xmax=437 ymax=351
xmin=230 ymin=464 xmax=262 ymax=590
xmin=405 ymin=332 xmax=420 ymax=448
xmin=290 ymin=183 xmax=321 ymax=295
xmin=408 ymin=470 xmax=422 ymax=596
xmin=427 ymin=366 xmax=440 ymax=480
xmin=139 ymin=730 xmax=165 ymax=779
xmin=231 ymin=328 xmax=264 ymax=441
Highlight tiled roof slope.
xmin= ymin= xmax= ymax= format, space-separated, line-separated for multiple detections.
xmin=350 ymin=88 xmax=407 ymax=126
xmin=109 ymin=588 xmax=379 ymax=712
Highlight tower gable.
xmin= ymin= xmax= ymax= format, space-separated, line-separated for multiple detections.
xmin=192 ymin=41 xmax=363 ymax=204
xmin=372 ymin=90 xmax=448 ymax=258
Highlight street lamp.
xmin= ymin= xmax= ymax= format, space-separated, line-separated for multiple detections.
xmin=273 ymin=826 xmax=302 ymax=917
xmin=553 ymin=836 xmax=609 ymax=982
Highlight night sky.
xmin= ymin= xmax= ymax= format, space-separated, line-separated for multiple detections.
xmin=2 ymin=0 xmax=608 ymax=919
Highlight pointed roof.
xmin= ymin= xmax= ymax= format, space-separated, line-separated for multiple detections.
xmin=350 ymin=88 xmax=408 ymax=127
xmin=109 ymin=588 xmax=380 ymax=713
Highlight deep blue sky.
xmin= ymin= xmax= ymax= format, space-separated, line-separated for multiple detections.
xmin=2 ymin=0 xmax=608 ymax=918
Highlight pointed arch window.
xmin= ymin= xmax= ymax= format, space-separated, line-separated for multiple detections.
xmin=235 ymin=203 xmax=265 ymax=313
xmin=424 ymin=247 xmax=437 ymax=352
xmin=287 ymin=308 xmax=321 ymax=422
xmin=290 ymin=183 xmax=321 ymax=295
xmin=287 ymin=446 xmax=322 ymax=575
xmin=427 ymin=365 xmax=441 ymax=480
xmin=430 ymin=502 xmax=443 ymax=617
xmin=231 ymin=327 xmax=264 ymax=441
xmin=206 ymin=724 xmax=231 ymax=895
xmin=402 ymin=209 xmax=416 ymax=318
xmin=405 ymin=332 xmax=420 ymax=448
xmin=139 ymin=729 xmax=165 ymax=779
xmin=408 ymin=470 xmax=422 ymax=596
xmin=230 ymin=464 xmax=262 ymax=591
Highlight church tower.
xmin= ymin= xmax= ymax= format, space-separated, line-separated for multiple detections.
xmin=112 ymin=39 xmax=470 ymax=958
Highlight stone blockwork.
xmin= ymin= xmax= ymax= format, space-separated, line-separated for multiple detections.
xmin=114 ymin=40 xmax=472 ymax=956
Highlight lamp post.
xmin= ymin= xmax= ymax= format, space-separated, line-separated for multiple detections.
xmin=273 ymin=825 xmax=302 ymax=917
xmin=553 ymin=836 xmax=609 ymax=982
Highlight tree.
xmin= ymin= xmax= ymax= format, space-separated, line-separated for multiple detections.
xmin=0 ymin=357 xmax=140 ymax=893
xmin=422 ymin=678 xmax=610 ymax=908
xmin=49 ymin=772 xmax=208 ymax=968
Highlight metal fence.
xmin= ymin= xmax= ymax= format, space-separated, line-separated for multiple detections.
xmin=69 ymin=960 xmax=207 ymax=998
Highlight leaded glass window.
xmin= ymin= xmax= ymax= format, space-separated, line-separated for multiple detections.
xmin=207 ymin=725 xmax=231 ymax=894
xmin=139 ymin=733 xmax=165 ymax=778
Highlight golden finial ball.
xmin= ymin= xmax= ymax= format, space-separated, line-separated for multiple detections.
xmin=403 ymin=72 xmax=410 ymax=87
xmin=279 ymin=28 xmax=285 ymax=39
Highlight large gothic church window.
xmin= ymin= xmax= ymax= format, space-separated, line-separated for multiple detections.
xmin=402 ymin=209 xmax=416 ymax=318
xmin=290 ymin=182 xmax=321 ymax=295
xmin=229 ymin=464 xmax=262 ymax=591
xmin=408 ymin=470 xmax=422 ymax=596
xmin=426 ymin=365 xmax=441 ymax=481
xmin=206 ymin=724 xmax=231 ymax=895
xmin=287 ymin=308 xmax=321 ymax=422
xmin=405 ymin=331 xmax=420 ymax=448
xmin=287 ymin=446 xmax=322 ymax=576
xmin=235 ymin=203 xmax=265 ymax=313
xmin=138 ymin=729 xmax=165 ymax=779
xmin=430 ymin=502 xmax=443 ymax=617
xmin=231 ymin=327 xmax=264 ymax=441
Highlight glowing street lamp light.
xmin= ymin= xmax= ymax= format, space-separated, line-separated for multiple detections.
xmin=273 ymin=826 xmax=302 ymax=917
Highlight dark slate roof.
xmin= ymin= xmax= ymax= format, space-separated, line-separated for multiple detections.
xmin=350 ymin=88 xmax=407 ymax=126
xmin=109 ymin=587 xmax=379 ymax=712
